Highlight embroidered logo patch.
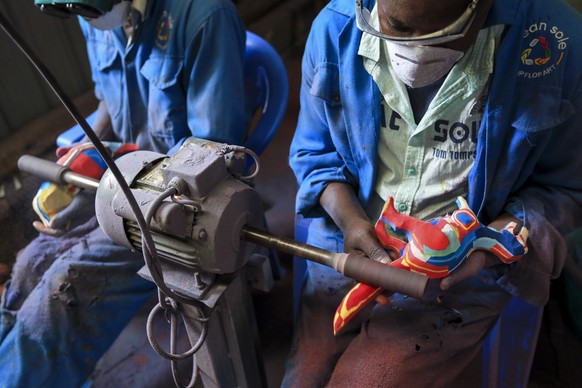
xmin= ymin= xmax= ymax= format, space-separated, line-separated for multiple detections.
xmin=518 ymin=22 xmax=569 ymax=79
xmin=155 ymin=11 xmax=174 ymax=50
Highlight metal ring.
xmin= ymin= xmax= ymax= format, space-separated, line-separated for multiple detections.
xmin=146 ymin=302 xmax=208 ymax=360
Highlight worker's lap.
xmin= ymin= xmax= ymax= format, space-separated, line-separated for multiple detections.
xmin=329 ymin=266 xmax=512 ymax=386
xmin=286 ymin=263 xmax=511 ymax=387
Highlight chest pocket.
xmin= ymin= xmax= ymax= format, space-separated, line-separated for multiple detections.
xmin=140 ymin=56 xmax=188 ymax=144
xmin=94 ymin=42 xmax=119 ymax=71
xmin=308 ymin=62 xmax=362 ymax=174
xmin=511 ymin=84 xmax=574 ymax=134
xmin=310 ymin=63 xmax=342 ymax=107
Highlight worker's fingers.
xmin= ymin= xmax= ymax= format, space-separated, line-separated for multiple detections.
xmin=367 ymin=244 xmax=392 ymax=263
xmin=32 ymin=221 xmax=64 ymax=237
xmin=375 ymin=294 xmax=388 ymax=305
xmin=361 ymin=231 xmax=392 ymax=263
xmin=47 ymin=190 xmax=96 ymax=232
xmin=387 ymin=249 xmax=400 ymax=261
xmin=374 ymin=290 xmax=395 ymax=305
xmin=344 ymin=222 xmax=392 ymax=264
xmin=440 ymin=250 xmax=489 ymax=290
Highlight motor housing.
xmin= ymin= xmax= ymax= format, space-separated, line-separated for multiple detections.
xmin=95 ymin=138 xmax=264 ymax=274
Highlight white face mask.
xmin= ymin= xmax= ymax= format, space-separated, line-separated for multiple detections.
xmin=87 ymin=1 xmax=131 ymax=30
xmin=385 ymin=41 xmax=464 ymax=88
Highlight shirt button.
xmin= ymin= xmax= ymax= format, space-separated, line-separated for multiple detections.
xmin=407 ymin=167 xmax=416 ymax=176
xmin=398 ymin=203 xmax=408 ymax=212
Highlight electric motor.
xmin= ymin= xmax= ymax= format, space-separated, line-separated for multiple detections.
xmin=95 ymin=138 xmax=264 ymax=274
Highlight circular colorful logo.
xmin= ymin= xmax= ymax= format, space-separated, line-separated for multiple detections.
xmin=518 ymin=22 xmax=568 ymax=79
xmin=156 ymin=11 xmax=174 ymax=50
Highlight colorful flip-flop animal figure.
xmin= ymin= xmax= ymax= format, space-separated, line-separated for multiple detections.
xmin=333 ymin=196 xmax=529 ymax=335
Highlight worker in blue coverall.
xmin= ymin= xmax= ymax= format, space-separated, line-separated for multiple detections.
xmin=0 ymin=0 xmax=247 ymax=386
xmin=283 ymin=0 xmax=582 ymax=386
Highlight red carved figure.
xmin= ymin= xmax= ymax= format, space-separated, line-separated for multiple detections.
xmin=334 ymin=196 xmax=529 ymax=335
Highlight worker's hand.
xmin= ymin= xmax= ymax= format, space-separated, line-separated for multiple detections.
xmin=319 ymin=182 xmax=393 ymax=306
xmin=439 ymin=250 xmax=499 ymax=290
xmin=342 ymin=217 xmax=394 ymax=304
xmin=439 ymin=213 xmax=523 ymax=290
xmin=33 ymin=190 xmax=97 ymax=236
xmin=80 ymin=99 xmax=114 ymax=143
xmin=32 ymin=142 xmax=137 ymax=236
xmin=319 ymin=182 xmax=392 ymax=263
xmin=343 ymin=217 xmax=392 ymax=263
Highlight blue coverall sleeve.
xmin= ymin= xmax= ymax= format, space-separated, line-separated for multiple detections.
xmin=500 ymin=105 xmax=582 ymax=304
xmin=289 ymin=31 xmax=357 ymax=218
xmin=77 ymin=19 xmax=105 ymax=102
xmin=480 ymin=8 xmax=582 ymax=304
xmin=517 ymin=119 xmax=582 ymax=234
xmin=183 ymin=8 xmax=247 ymax=146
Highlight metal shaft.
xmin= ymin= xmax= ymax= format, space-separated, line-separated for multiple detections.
xmin=18 ymin=155 xmax=428 ymax=299
xmin=240 ymin=226 xmax=428 ymax=299
xmin=18 ymin=154 xmax=100 ymax=190
xmin=241 ymin=225 xmax=337 ymax=267
xmin=60 ymin=170 xmax=100 ymax=190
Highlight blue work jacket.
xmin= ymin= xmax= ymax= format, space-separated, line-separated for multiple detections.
xmin=79 ymin=0 xmax=247 ymax=153
xmin=291 ymin=0 xmax=582 ymax=304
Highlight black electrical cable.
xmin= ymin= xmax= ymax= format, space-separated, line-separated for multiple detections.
xmin=0 ymin=11 xmax=204 ymax=308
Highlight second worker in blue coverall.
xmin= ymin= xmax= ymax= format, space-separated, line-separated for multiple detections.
xmin=0 ymin=1 xmax=248 ymax=386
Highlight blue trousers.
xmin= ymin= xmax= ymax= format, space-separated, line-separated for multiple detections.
xmin=282 ymin=260 xmax=512 ymax=387
xmin=0 ymin=216 xmax=154 ymax=387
